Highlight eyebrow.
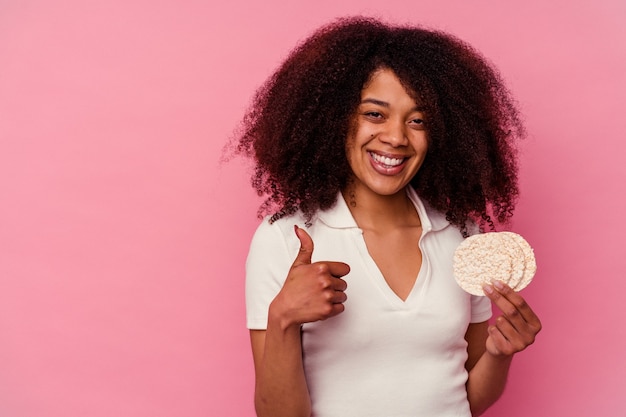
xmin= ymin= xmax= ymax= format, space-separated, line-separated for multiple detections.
xmin=360 ymin=98 xmax=425 ymax=112
xmin=361 ymin=98 xmax=389 ymax=107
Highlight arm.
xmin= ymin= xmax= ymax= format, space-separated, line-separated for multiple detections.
xmin=465 ymin=281 xmax=542 ymax=416
xmin=250 ymin=325 xmax=310 ymax=417
xmin=250 ymin=226 xmax=349 ymax=417
xmin=464 ymin=321 xmax=512 ymax=416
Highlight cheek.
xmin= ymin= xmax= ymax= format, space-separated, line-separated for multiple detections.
xmin=414 ymin=134 xmax=429 ymax=153
xmin=344 ymin=130 xmax=361 ymax=161
xmin=344 ymin=139 xmax=363 ymax=177
xmin=344 ymin=138 xmax=353 ymax=163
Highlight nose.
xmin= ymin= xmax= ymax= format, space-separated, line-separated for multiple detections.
xmin=379 ymin=119 xmax=408 ymax=147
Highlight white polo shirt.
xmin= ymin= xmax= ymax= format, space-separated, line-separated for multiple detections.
xmin=246 ymin=187 xmax=492 ymax=417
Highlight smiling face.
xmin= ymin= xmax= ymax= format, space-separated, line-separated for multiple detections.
xmin=345 ymin=68 xmax=428 ymax=200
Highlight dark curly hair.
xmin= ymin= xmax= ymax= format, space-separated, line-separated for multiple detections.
xmin=233 ymin=16 xmax=525 ymax=234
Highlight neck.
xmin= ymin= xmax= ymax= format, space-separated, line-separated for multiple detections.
xmin=342 ymin=186 xmax=420 ymax=231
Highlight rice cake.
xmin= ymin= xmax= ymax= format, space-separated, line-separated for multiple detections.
xmin=453 ymin=231 xmax=536 ymax=295
xmin=501 ymin=231 xmax=537 ymax=292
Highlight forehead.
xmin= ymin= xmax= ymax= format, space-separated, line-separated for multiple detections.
xmin=360 ymin=68 xmax=421 ymax=107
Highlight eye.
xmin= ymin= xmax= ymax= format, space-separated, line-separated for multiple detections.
xmin=409 ymin=118 xmax=426 ymax=129
xmin=364 ymin=111 xmax=383 ymax=119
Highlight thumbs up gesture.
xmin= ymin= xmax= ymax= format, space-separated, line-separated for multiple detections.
xmin=269 ymin=226 xmax=350 ymax=328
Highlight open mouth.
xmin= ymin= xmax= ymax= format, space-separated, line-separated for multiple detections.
xmin=369 ymin=151 xmax=406 ymax=168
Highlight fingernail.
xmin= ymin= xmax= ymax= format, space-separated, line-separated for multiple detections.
xmin=294 ymin=225 xmax=299 ymax=234
xmin=493 ymin=280 xmax=505 ymax=290
xmin=482 ymin=284 xmax=493 ymax=295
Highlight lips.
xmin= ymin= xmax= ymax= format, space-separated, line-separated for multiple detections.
xmin=369 ymin=152 xmax=405 ymax=167
xmin=368 ymin=151 xmax=408 ymax=174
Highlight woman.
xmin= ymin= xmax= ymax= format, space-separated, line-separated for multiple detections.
xmin=235 ymin=17 xmax=541 ymax=417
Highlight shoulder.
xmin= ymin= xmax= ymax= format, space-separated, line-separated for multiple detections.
xmin=255 ymin=210 xmax=309 ymax=236
xmin=248 ymin=211 xmax=310 ymax=258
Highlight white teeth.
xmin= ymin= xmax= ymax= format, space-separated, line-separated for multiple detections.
xmin=370 ymin=152 xmax=404 ymax=167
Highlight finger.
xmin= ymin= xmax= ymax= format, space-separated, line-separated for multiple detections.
xmin=326 ymin=262 xmax=351 ymax=279
xmin=496 ymin=315 xmax=538 ymax=350
xmin=487 ymin=325 xmax=514 ymax=356
xmin=493 ymin=316 xmax=527 ymax=351
xmin=331 ymin=277 xmax=348 ymax=292
xmin=330 ymin=289 xmax=348 ymax=304
xmin=292 ymin=225 xmax=314 ymax=267
xmin=326 ymin=302 xmax=345 ymax=318
xmin=483 ymin=284 xmax=525 ymax=332
xmin=483 ymin=282 xmax=542 ymax=337
xmin=489 ymin=281 xmax=542 ymax=330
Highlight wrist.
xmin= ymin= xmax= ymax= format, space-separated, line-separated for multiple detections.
xmin=483 ymin=350 xmax=515 ymax=368
xmin=268 ymin=300 xmax=301 ymax=332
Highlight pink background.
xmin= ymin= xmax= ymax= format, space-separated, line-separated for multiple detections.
xmin=1 ymin=1 xmax=625 ymax=416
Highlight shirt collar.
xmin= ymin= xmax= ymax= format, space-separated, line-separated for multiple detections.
xmin=316 ymin=187 xmax=450 ymax=232
xmin=316 ymin=192 xmax=358 ymax=229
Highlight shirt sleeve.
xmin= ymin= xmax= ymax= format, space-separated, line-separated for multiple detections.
xmin=469 ymin=294 xmax=492 ymax=323
xmin=245 ymin=219 xmax=292 ymax=330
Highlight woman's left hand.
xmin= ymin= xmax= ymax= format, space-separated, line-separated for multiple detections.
xmin=482 ymin=280 xmax=542 ymax=357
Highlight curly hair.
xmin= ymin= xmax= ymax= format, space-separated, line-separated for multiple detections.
xmin=233 ymin=16 xmax=525 ymax=234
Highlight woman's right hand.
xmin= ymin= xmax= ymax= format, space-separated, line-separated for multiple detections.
xmin=269 ymin=226 xmax=350 ymax=329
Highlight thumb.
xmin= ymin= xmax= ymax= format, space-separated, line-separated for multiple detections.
xmin=292 ymin=225 xmax=314 ymax=267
